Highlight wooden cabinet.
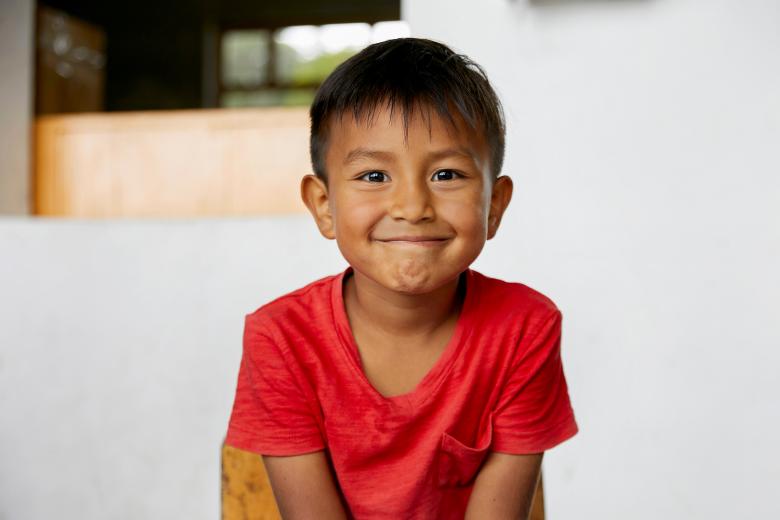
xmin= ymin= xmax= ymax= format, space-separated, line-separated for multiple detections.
xmin=36 ymin=6 xmax=105 ymax=114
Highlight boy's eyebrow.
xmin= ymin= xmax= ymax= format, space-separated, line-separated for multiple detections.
xmin=427 ymin=147 xmax=480 ymax=163
xmin=343 ymin=148 xmax=395 ymax=165
xmin=343 ymin=146 xmax=479 ymax=165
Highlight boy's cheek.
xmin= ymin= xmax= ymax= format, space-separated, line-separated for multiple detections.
xmin=438 ymin=198 xmax=489 ymax=229
xmin=332 ymin=199 xmax=382 ymax=230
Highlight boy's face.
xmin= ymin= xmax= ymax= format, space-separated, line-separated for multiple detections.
xmin=302 ymin=102 xmax=512 ymax=295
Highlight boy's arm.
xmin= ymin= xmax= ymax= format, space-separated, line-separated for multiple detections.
xmin=464 ymin=451 xmax=544 ymax=520
xmin=263 ymin=451 xmax=349 ymax=520
xmin=468 ymin=309 xmax=576 ymax=518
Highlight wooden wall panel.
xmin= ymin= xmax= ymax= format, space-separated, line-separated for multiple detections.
xmin=34 ymin=108 xmax=312 ymax=217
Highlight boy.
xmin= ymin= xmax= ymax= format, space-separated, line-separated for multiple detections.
xmin=225 ymin=38 xmax=578 ymax=519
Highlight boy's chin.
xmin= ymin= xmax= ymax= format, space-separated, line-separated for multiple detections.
xmin=357 ymin=260 xmax=464 ymax=296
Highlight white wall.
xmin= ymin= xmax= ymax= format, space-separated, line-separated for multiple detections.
xmin=0 ymin=0 xmax=33 ymax=215
xmin=403 ymin=0 xmax=780 ymax=518
xmin=0 ymin=217 xmax=348 ymax=519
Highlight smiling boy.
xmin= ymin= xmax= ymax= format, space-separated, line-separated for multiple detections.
xmin=225 ymin=38 xmax=578 ymax=519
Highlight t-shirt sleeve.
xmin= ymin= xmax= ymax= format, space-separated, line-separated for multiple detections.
xmin=224 ymin=314 xmax=325 ymax=456
xmin=491 ymin=309 xmax=579 ymax=454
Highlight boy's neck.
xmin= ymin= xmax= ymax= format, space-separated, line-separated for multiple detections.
xmin=343 ymin=268 xmax=465 ymax=345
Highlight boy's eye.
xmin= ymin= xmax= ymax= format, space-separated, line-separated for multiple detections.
xmin=431 ymin=169 xmax=461 ymax=182
xmin=359 ymin=171 xmax=389 ymax=183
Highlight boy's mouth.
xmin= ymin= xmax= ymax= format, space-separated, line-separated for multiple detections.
xmin=375 ymin=236 xmax=451 ymax=246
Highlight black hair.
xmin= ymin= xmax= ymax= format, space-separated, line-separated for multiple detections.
xmin=309 ymin=37 xmax=506 ymax=182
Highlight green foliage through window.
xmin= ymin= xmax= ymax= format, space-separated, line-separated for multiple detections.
xmin=220 ymin=21 xmax=409 ymax=108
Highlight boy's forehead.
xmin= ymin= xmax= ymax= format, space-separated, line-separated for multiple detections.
xmin=325 ymin=102 xmax=490 ymax=162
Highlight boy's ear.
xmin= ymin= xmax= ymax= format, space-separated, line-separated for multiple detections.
xmin=487 ymin=175 xmax=513 ymax=240
xmin=301 ymin=174 xmax=336 ymax=240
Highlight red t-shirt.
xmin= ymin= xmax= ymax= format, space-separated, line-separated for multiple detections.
xmin=225 ymin=266 xmax=578 ymax=519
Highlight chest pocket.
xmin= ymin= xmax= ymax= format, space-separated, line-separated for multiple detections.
xmin=437 ymin=414 xmax=493 ymax=487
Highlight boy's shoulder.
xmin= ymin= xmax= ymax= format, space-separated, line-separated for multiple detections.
xmin=471 ymin=269 xmax=560 ymax=321
xmin=245 ymin=271 xmax=339 ymax=328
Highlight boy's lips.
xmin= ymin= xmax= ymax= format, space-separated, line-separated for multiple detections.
xmin=375 ymin=236 xmax=452 ymax=246
xmin=379 ymin=235 xmax=448 ymax=241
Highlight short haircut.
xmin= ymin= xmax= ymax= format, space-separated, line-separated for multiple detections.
xmin=309 ymin=37 xmax=506 ymax=183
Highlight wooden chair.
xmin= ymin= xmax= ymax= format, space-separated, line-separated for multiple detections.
xmin=221 ymin=443 xmax=546 ymax=519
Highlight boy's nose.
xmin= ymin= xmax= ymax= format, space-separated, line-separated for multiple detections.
xmin=388 ymin=177 xmax=435 ymax=223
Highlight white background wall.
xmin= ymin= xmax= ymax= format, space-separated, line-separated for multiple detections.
xmin=403 ymin=0 xmax=780 ymax=518
xmin=1 ymin=0 xmax=778 ymax=518
xmin=0 ymin=217 xmax=347 ymax=519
